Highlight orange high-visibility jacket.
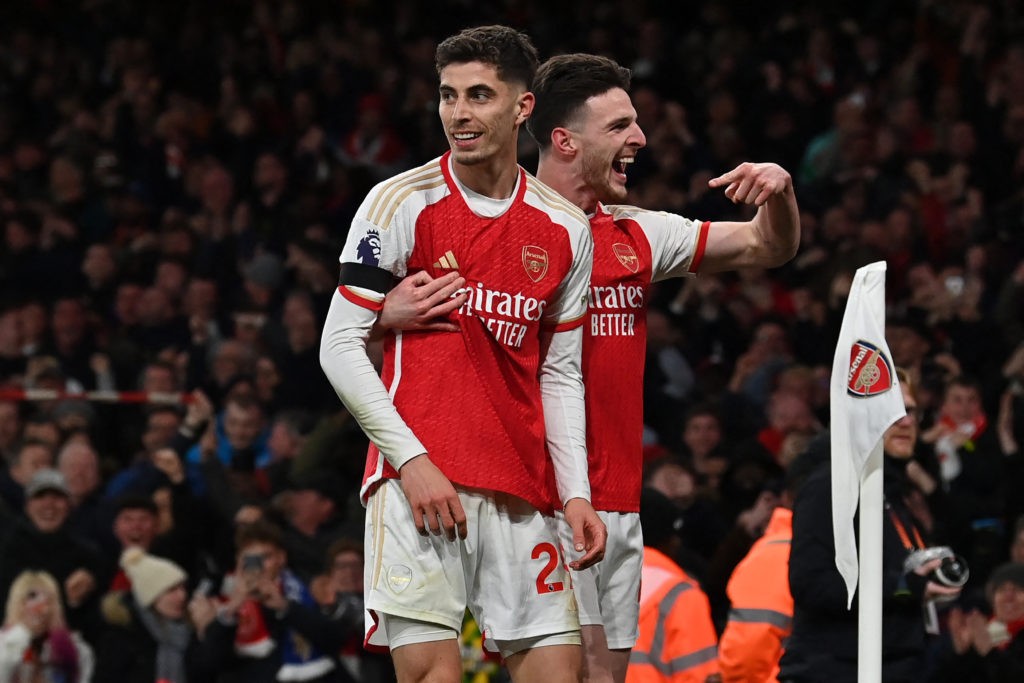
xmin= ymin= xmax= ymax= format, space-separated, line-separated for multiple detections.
xmin=627 ymin=547 xmax=720 ymax=683
xmin=718 ymin=507 xmax=793 ymax=683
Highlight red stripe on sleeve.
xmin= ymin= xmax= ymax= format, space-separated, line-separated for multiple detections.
xmin=549 ymin=315 xmax=585 ymax=333
xmin=338 ymin=285 xmax=384 ymax=312
xmin=688 ymin=221 xmax=711 ymax=273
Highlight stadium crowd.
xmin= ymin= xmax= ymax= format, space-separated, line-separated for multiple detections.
xmin=1 ymin=0 xmax=1023 ymax=681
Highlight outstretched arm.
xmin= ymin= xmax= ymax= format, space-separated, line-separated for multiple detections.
xmin=701 ymin=162 xmax=800 ymax=273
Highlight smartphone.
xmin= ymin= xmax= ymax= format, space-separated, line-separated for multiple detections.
xmin=195 ymin=577 xmax=215 ymax=597
xmin=241 ymin=554 xmax=264 ymax=574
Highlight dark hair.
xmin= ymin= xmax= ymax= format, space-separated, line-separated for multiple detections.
xmin=235 ymin=518 xmax=284 ymax=553
xmin=324 ymin=537 xmax=363 ymax=571
xmin=435 ymin=25 xmax=538 ymax=91
xmin=114 ymin=493 xmax=158 ymax=517
xmin=527 ymin=53 xmax=632 ymax=151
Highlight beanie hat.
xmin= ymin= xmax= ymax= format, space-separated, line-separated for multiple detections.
xmin=120 ymin=547 xmax=187 ymax=608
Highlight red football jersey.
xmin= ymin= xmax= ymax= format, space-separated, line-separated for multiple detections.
xmin=584 ymin=204 xmax=709 ymax=512
xmin=339 ymin=154 xmax=592 ymax=512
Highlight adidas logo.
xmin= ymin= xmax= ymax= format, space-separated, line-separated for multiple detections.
xmin=433 ymin=250 xmax=460 ymax=270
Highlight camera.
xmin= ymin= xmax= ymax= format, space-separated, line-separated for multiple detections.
xmin=903 ymin=546 xmax=970 ymax=588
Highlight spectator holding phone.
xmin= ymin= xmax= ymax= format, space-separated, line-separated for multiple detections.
xmin=189 ymin=519 xmax=352 ymax=682
xmin=0 ymin=569 xmax=95 ymax=682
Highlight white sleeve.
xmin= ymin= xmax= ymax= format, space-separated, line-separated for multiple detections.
xmin=539 ymin=223 xmax=593 ymax=506
xmin=0 ymin=624 xmax=30 ymax=680
xmin=74 ymin=631 xmax=95 ymax=683
xmin=540 ymin=326 xmax=590 ymax=505
xmin=636 ymin=209 xmax=708 ymax=282
xmin=319 ymin=288 xmax=426 ymax=470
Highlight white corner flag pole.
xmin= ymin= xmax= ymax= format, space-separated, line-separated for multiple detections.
xmin=858 ymin=442 xmax=884 ymax=683
xmin=830 ymin=261 xmax=906 ymax=683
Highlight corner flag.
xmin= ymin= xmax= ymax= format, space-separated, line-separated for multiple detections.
xmin=830 ymin=261 xmax=906 ymax=607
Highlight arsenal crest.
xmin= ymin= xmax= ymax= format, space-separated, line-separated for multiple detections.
xmin=613 ymin=243 xmax=639 ymax=273
xmin=522 ymin=246 xmax=549 ymax=283
xmin=847 ymin=340 xmax=895 ymax=397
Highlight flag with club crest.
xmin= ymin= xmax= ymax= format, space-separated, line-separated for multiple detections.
xmin=831 ymin=261 xmax=906 ymax=607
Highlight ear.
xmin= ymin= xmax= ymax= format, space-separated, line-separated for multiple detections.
xmin=516 ymin=92 xmax=535 ymax=125
xmin=551 ymin=127 xmax=577 ymax=156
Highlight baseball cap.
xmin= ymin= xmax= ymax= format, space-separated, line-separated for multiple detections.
xmin=25 ymin=468 xmax=71 ymax=499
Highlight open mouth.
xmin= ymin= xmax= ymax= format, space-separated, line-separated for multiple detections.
xmin=612 ymin=156 xmax=634 ymax=177
xmin=453 ymin=132 xmax=482 ymax=143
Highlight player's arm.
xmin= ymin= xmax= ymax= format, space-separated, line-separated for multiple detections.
xmin=539 ymin=228 xmax=606 ymax=570
xmin=375 ymin=270 xmax=468 ymax=335
xmin=699 ymin=162 xmax=800 ymax=273
xmin=320 ymin=214 xmax=467 ymax=540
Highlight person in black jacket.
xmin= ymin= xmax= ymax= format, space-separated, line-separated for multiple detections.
xmin=779 ymin=369 xmax=963 ymax=682
xmin=0 ymin=468 xmax=104 ymax=643
xmin=94 ymin=547 xmax=204 ymax=683
xmin=186 ymin=518 xmax=353 ymax=683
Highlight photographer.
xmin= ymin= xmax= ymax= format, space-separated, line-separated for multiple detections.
xmin=780 ymin=369 xmax=963 ymax=682
xmin=188 ymin=519 xmax=352 ymax=683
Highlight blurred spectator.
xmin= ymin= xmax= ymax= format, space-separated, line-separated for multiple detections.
xmin=0 ymin=569 xmax=94 ymax=682
xmin=186 ymin=394 xmax=271 ymax=499
xmin=0 ymin=438 xmax=54 ymax=513
xmin=0 ymin=469 xmax=104 ymax=641
xmin=921 ymin=375 xmax=1007 ymax=585
xmin=272 ymin=469 xmax=348 ymax=584
xmin=57 ymin=440 xmax=106 ymax=544
xmin=95 ymin=547 xmax=201 ymax=683
xmin=313 ymin=539 xmax=395 ymax=683
xmin=189 ymin=519 xmax=350 ymax=682
xmin=932 ymin=562 xmax=1024 ymax=681
xmin=643 ymin=455 xmax=725 ymax=572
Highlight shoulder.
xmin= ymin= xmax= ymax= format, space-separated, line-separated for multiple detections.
xmin=522 ymin=174 xmax=590 ymax=235
xmin=604 ymin=204 xmax=703 ymax=232
xmin=358 ymin=157 xmax=448 ymax=229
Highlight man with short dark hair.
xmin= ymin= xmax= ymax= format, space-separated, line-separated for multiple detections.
xmin=320 ymin=25 xmax=605 ymax=683
xmin=189 ymin=519 xmax=351 ymax=682
xmin=0 ymin=468 xmax=104 ymax=640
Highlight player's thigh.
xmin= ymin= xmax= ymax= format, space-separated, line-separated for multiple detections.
xmin=505 ymin=641 xmax=582 ymax=683
xmin=465 ymin=490 xmax=579 ymax=644
xmin=364 ymin=479 xmax=468 ymax=644
xmin=385 ymin=614 xmax=462 ymax=683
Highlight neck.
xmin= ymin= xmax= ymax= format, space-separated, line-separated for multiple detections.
xmin=451 ymin=147 xmax=521 ymax=199
xmin=536 ymin=156 xmax=598 ymax=214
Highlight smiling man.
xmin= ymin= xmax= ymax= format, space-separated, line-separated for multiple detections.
xmin=522 ymin=53 xmax=801 ymax=683
xmin=320 ymin=25 xmax=605 ymax=683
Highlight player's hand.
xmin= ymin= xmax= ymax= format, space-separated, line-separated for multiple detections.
xmin=399 ymin=455 xmax=468 ymax=541
xmin=379 ymin=271 xmax=468 ymax=332
xmin=563 ymin=498 xmax=606 ymax=570
xmin=708 ymin=162 xmax=792 ymax=207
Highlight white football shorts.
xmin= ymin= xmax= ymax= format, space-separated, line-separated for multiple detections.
xmin=557 ymin=509 xmax=642 ymax=650
xmin=364 ymin=479 xmax=580 ymax=650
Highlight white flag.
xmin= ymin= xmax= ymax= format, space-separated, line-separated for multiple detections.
xmin=830 ymin=261 xmax=906 ymax=607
